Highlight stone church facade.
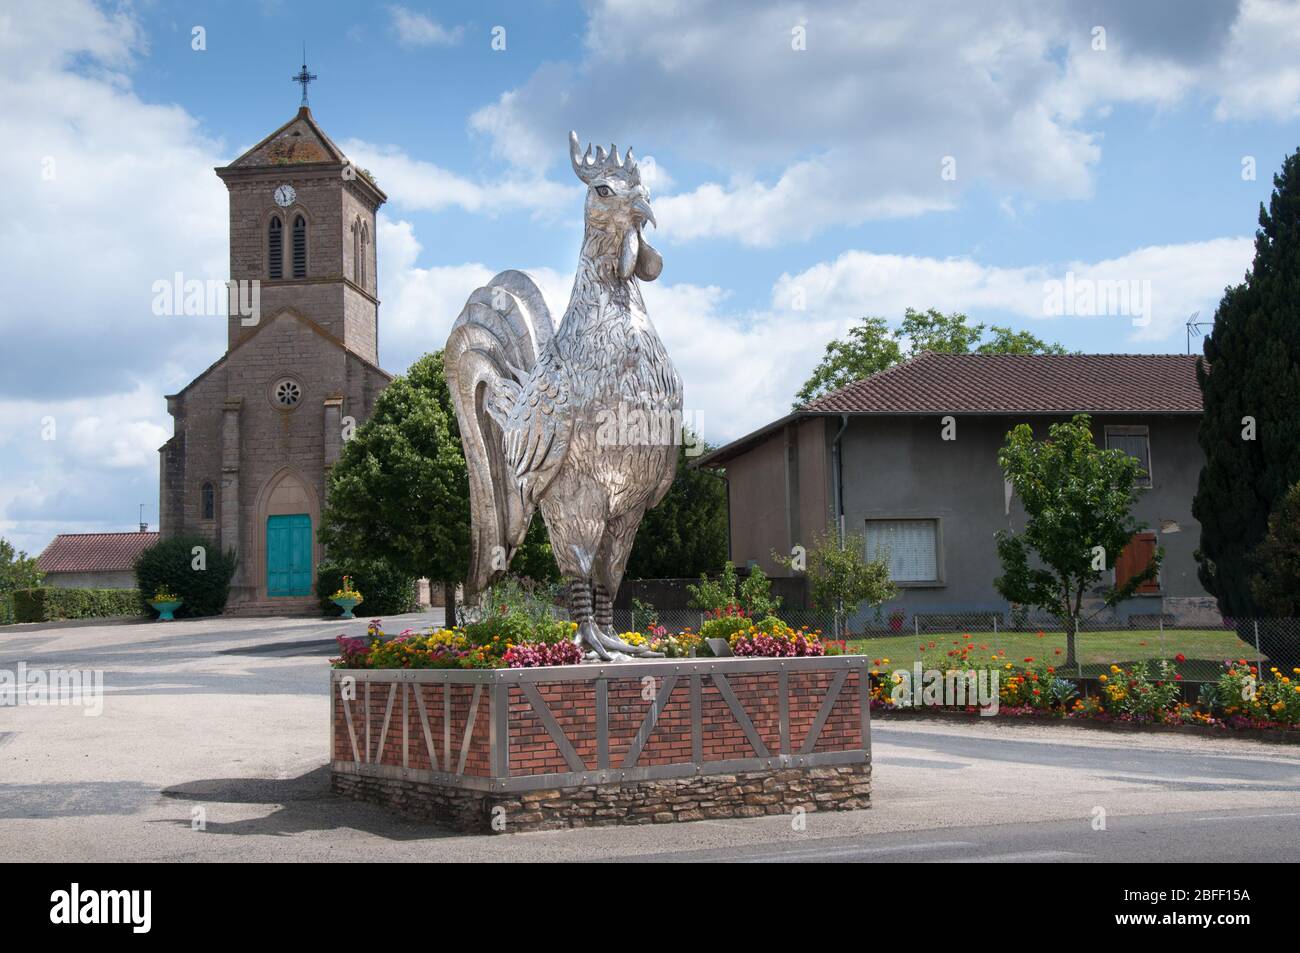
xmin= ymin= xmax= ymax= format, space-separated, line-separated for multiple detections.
xmin=159 ymin=106 xmax=391 ymax=612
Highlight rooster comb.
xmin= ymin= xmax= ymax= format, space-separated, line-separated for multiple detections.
xmin=569 ymin=131 xmax=639 ymax=185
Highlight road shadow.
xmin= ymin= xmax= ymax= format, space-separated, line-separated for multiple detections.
xmin=159 ymin=765 xmax=458 ymax=841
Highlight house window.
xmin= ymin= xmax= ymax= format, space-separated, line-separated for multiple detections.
xmin=866 ymin=518 xmax=940 ymax=583
xmin=1105 ymin=425 xmax=1152 ymax=487
xmin=201 ymin=482 xmax=215 ymax=520
xmin=292 ymin=215 xmax=307 ymax=278
xmin=268 ymin=216 xmax=283 ymax=280
xmin=1115 ymin=532 xmax=1160 ymax=594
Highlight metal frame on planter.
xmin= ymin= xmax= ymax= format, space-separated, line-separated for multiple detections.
xmin=330 ymin=656 xmax=871 ymax=794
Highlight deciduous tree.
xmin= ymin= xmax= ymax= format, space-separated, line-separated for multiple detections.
xmin=994 ymin=414 xmax=1159 ymax=669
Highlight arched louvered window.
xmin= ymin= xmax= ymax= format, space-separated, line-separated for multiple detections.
xmin=201 ymin=482 xmax=215 ymax=520
xmin=352 ymin=219 xmax=361 ymax=284
xmin=268 ymin=216 xmax=283 ymax=280
xmin=359 ymin=222 xmax=369 ymax=288
xmin=292 ymin=215 xmax=307 ymax=278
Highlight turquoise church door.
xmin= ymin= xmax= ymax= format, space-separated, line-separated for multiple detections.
xmin=266 ymin=514 xmax=313 ymax=597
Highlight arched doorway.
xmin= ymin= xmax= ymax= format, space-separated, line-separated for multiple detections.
xmin=254 ymin=467 xmax=320 ymax=599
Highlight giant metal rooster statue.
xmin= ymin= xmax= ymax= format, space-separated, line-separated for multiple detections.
xmin=445 ymin=132 xmax=682 ymax=660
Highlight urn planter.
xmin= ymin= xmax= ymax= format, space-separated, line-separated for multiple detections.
xmin=150 ymin=600 xmax=182 ymax=621
xmin=332 ymin=597 xmax=361 ymax=620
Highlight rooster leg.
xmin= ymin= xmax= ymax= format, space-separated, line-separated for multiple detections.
xmin=568 ymin=580 xmax=611 ymax=661
xmin=594 ymin=582 xmax=662 ymax=657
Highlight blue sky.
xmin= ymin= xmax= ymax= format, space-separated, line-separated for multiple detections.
xmin=2 ymin=0 xmax=1299 ymax=556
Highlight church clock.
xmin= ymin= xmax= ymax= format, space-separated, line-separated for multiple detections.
xmin=273 ymin=183 xmax=296 ymax=207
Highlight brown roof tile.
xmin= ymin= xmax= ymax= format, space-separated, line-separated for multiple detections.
xmin=37 ymin=532 xmax=160 ymax=574
xmin=802 ymin=352 xmax=1202 ymax=415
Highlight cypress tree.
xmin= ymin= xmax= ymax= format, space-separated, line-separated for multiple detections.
xmin=1194 ymin=149 xmax=1300 ymax=634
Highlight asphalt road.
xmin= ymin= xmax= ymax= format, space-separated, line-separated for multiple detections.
xmin=2 ymin=613 xmax=1298 ymax=862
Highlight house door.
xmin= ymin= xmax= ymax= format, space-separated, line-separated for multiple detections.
xmin=266 ymin=514 xmax=313 ymax=597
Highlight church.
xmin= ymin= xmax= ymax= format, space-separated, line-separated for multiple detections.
xmin=159 ymin=83 xmax=392 ymax=612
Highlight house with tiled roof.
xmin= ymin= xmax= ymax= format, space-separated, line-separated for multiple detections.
xmin=36 ymin=531 xmax=159 ymax=589
xmin=695 ymin=352 xmax=1219 ymax=626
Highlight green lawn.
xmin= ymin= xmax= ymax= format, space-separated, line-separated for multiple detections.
xmin=845 ymin=628 xmax=1263 ymax=682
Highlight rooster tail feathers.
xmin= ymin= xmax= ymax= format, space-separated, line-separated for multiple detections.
xmin=444 ymin=271 xmax=555 ymax=598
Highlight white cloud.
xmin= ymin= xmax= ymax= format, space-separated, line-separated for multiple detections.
xmin=0 ymin=0 xmax=226 ymax=552
xmin=655 ymin=154 xmax=955 ymax=247
xmin=773 ymin=237 xmax=1254 ymax=345
xmin=341 ymin=139 xmax=575 ymax=217
xmin=376 ymin=216 xmax=573 ymax=372
xmin=1214 ymin=0 xmax=1300 ymax=120
xmin=0 ymin=380 xmax=173 ymax=554
xmin=387 ymin=5 xmax=463 ymax=48
xmin=470 ymin=0 xmax=1300 ymax=246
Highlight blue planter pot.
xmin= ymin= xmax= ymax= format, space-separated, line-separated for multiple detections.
xmin=150 ymin=600 xmax=182 ymax=622
xmin=332 ymin=597 xmax=361 ymax=620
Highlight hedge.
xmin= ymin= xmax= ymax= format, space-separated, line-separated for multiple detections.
xmin=317 ymin=559 xmax=418 ymax=617
xmin=133 ymin=535 xmax=237 ymax=618
xmin=12 ymin=587 xmax=144 ymax=623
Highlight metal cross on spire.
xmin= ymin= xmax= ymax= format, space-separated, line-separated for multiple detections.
xmin=291 ymin=45 xmax=316 ymax=107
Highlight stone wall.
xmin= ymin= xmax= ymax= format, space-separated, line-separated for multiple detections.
xmin=332 ymin=763 xmax=870 ymax=834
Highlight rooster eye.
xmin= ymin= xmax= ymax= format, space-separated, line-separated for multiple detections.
xmin=594 ymin=185 xmax=613 ymax=197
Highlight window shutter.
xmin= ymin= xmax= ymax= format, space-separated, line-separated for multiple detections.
xmin=268 ymin=217 xmax=282 ymax=280
xmin=1116 ymin=532 xmax=1159 ymax=593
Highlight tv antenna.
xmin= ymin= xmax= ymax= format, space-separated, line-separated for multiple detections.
xmin=1185 ymin=311 xmax=1212 ymax=355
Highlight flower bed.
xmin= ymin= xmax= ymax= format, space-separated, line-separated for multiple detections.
xmin=866 ymin=634 xmax=1300 ymax=735
xmin=331 ymin=612 xmax=828 ymax=671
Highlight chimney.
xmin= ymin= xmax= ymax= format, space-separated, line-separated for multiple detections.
xmin=139 ymin=522 xmax=149 ymax=533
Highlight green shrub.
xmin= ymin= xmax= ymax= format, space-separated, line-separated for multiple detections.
xmin=688 ymin=561 xmax=781 ymax=617
xmin=133 ymin=536 xmax=237 ymax=618
xmin=12 ymin=587 xmax=143 ymax=623
xmin=317 ymin=559 xmax=417 ymax=617
xmin=699 ymin=613 xmax=753 ymax=644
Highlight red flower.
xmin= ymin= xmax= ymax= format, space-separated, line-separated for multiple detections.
xmin=1175 ymin=653 xmax=1186 ymax=663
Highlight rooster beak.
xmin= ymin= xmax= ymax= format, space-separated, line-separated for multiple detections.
xmin=632 ymin=196 xmax=656 ymax=229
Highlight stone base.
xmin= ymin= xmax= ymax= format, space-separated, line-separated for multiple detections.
xmin=332 ymin=763 xmax=871 ymax=834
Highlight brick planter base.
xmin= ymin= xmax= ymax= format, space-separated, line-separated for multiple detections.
xmin=330 ymin=656 xmax=871 ymax=833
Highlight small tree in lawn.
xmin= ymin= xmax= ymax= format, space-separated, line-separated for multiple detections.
xmin=994 ymin=414 xmax=1160 ymax=670
xmin=778 ymin=528 xmax=896 ymax=640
